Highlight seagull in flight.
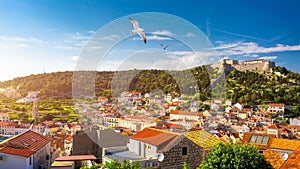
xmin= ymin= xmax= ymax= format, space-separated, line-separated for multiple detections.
xmin=160 ymin=43 xmax=169 ymax=50
xmin=129 ymin=17 xmax=146 ymax=44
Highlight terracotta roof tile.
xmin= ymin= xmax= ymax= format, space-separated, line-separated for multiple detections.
xmin=264 ymin=150 xmax=290 ymax=169
xmin=170 ymin=110 xmax=202 ymax=116
xmin=0 ymin=146 xmax=35 ymax=157
xmin=65 ymin=135 xmax=73 ymax=141
xmin=0 ymin=130 xmax=50 ymax=157
xmin=270 ymin=139 xmax=300 ymax=151
xmin=268 ymin=124 xmax=279 ymax=129
xmin=165 ymin=123 xmax=184 ymax=129
xmin=0 ymin=122 xmax=16 ymax=127
xmin=56 ymin=155 xmax=97 ymax=161
xmin=130 ymin=128 xmax=180 ymax=150
xmin=280 ymin=145 xmax=300 ymax=169
xmin=184 ymin=130 xmax=220 ymax=149
xmin=269 ymin=103 xmax=285 ymax=107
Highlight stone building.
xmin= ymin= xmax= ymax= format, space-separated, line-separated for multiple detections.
xmin=218 ymin=59 xmax=275 ymax=73
xmin=72 ymin=128 xmax=128 ymax=163
xmin=103 ymin=128 xmax=220 ymax=169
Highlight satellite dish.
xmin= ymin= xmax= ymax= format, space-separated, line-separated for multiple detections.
xmin=157 ymin=153 xmax=164 ymax=162
xmin=281 ymin=153 xmax=289 ymax=161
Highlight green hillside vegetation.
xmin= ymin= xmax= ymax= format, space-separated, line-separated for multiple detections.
xmin=227 ymin=67 xmax=300 ymax=105
xmin=0 ymin=66 xmax=299 ymax=106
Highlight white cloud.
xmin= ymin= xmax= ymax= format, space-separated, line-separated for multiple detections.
xmin=258 ymin=56 xmax=277 ymax=60
xmin=59 ymin=31 xmax=109 ymax=51
xmin=184 ymin=32 xmax=198 ymax=37
xmin=46 ymin=28 xmax=57 ymax=32
xmin=211 ymin=41 xmax=242 ymax=50
xmin=0 ymin=36 xmax=43 ymax=43
xmin=214 ymin=41 xmax=300 ymax=56
xmin=55 ymin=45 xmax=77 ymax=50
xmin=71 ymin=56 xmax=79 ymax=61
xmin=132 ymin=35 xmax=172 ymax=41
xmin=87 ymin=30 xmax=96 ymax=34
xmin=0 ymin=36 xmax=43 ymax=49
xmin=151 ymin=30 xmax=173 ymax=36
xmin=66 ymin=32 xmax=91 ymax=41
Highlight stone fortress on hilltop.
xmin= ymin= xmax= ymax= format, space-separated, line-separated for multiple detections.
xmin=214 ymin=58 xmax=276 ymax=73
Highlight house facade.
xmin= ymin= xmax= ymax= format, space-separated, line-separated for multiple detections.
xmin=268 ymin=103 xmax=285 ymax=117
xmin=103 ymin=128 xmax=219 ymax=169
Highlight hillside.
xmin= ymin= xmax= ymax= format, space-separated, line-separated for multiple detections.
xmin=0 ymin=65 xmax=299 ymax=105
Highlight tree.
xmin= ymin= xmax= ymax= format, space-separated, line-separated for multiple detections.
xmin=105 ymin=159 xmax=141 ymax=169
xmin=183 ymin=162 xmax=192 ymax=169
xmin=200 ymin=104 xmax=210 ymax=110
xmin=292 ymin=105 xmax=300 ymax=112
xmin=199 ymin=142 xmax=273 ymax=169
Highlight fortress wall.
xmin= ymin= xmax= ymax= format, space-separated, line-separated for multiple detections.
xmin=217 ymin=59 xmax=275 ymax=73
xmin=233 ymin=63 xmax=266 ymax=71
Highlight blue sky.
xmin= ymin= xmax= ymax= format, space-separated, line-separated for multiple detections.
xmin=0 ymin=0 xmax=300 ymax=81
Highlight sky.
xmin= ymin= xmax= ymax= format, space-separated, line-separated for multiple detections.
xmin=0 ymin=0 xmax=300 ymax=81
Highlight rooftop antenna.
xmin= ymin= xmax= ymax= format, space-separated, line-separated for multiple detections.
xmin=157 ymin=153 xmax=164 ymax=162
xmin=281 ymin=153 xmax=289 ymax=161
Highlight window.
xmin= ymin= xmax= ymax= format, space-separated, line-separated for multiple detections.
xmin=250 ymin=135 xmax=257 ymax=143
xmin=256 ymin=136 xmax=263 ymax=143
xmin=30 ymin=138 xmax=37 ymax=142
xmin=250 ymin=135 xmax=270 ymax=144
xmin=261 ymin=137 xmax=270 ymax=144
xmin=29 ymin=156 xmax=32 ymax=165
xmin=153 ymin=162 xmax=160 ymax=167
xmin=182 ymin=147 xmax=188 ymax=156
xmin=23 ymin=142 xmax=30 ymax=147
xmin=145 ymin=162 xmax=152 ymax=167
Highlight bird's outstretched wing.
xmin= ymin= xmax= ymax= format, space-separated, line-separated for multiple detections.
xmin=129 ymin=17 xmax=139 ymax=29
xmin=138 ymin=31 xmax=147 ymax=44
xmin=163 ymin=45 xmax=169 ymax=50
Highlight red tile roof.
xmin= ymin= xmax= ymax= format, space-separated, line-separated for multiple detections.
xmin=280 ymin=145 xmax=300 ymax=169
xmin=165 ymin=123 xmax=184 ymax=129
xmin=0 ymin=122 xmax=16 ymax=127
xmin=65 ymin=135 xmax=73 ymax=142
xmin=55 ymin=155 xmax=97 ymax=161
xmin=0 ymin=130 xmax=50 ymax=157
xmin=268 ymin=124 xmax=279 ymax=129
xmin=264 ymin=150 xmax=290 ymax=169
xmin=270 ymin=138 xmax=300 ymax=151
xmin=269 ymin=103 xmax=285 ymax=107
xmin=170 ymin=110 xmax=202 ymax=116
xmin=130 ymin=128 xmax=180 ymax=150
xmin=0 ymin=146 xmax=35 ymax=157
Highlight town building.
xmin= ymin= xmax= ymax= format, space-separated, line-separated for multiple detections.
xmin=0 ymin=113 xmax=9 ymax=122
xmin=268 ymin=103 xmax=285 ymax=117
xmin=72 ymin=127 xmax=128 ymax=163
xmin=103 ymin=128 xmax=220 ymax=169
xmin=0 ymin=130 xmax=51 ymax=169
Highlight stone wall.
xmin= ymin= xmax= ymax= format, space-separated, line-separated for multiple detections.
xmin=72 ymin=131 xmax=101 ymax=163
xmin=160 ymin=137 xmax=205 ymax=169
xmin=219 ymin=59 xmax=275 ymax=72
xmin=34 ymin=142 xmax=51 ymax=169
